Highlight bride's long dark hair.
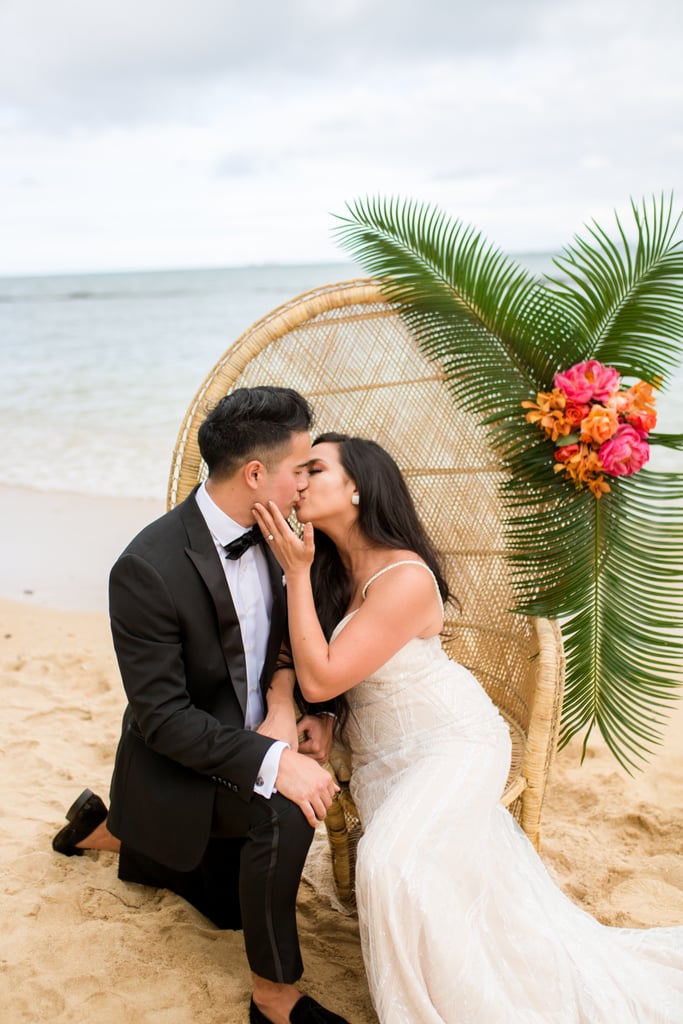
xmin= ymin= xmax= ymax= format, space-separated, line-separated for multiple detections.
xmin=310 ymin=433 xmax=453 ymax=645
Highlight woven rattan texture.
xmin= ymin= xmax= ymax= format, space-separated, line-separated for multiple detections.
xmin=167 ymin=280 xmax=565 ymax=889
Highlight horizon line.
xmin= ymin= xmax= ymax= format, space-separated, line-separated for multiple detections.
xmin=0 ymin=250 xmax=559 ymax=281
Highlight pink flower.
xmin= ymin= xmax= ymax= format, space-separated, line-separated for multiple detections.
xmin=598 ymin=424 xmax=650 ymax=477
xmin=554 ymin=360 xmax=621 ymax=404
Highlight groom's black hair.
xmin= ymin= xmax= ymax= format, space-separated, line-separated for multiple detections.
xmin=198 ymin=386 xmax=312 ymax=480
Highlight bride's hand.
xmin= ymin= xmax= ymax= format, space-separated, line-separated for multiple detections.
xmin=253 ymin=501 xmax=315 ymax=574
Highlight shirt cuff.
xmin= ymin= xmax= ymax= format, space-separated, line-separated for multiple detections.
xmin=253 ymin=740 xmax=289 ymax=798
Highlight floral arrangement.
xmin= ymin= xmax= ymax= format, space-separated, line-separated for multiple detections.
xmin=522 ymin=360 xmax=658 ymax=498
xmin=335 ymin=194 xmax=683 ymax=771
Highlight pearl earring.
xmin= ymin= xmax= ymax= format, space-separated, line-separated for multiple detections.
xmin=351 ymin=493 xmax=360 ymax=506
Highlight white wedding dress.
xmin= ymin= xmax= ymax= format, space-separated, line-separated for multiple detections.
xmin=332 ymin=562 xmax=683 ymax=1024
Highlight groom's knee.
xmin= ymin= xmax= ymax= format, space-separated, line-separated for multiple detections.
xmin=258 ymin=793 xmax=314 ymax=858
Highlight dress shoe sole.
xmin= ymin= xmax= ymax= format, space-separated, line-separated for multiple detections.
xmin=52 ymin=788 xmax=108 ymax=857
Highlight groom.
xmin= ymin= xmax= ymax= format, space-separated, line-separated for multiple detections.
xmin=52 ymin=386 xmax=348 ymax=1024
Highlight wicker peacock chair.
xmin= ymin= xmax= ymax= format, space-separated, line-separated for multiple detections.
xmin=167 ymin=279 xmax=565 ymax=904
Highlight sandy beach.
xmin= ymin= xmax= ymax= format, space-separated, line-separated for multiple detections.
xmin=1 ymin=486 xmax=682 ymax=1022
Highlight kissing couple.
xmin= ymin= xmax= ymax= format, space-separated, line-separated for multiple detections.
xmin=53 ymin=386 xmax=683 ymax=1022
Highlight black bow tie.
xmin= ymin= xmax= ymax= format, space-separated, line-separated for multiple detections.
xmin=223 ymin=525 xmax=263 ymax=560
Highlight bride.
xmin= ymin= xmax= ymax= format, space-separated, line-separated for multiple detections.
xmin=254 ymin=432 xmax=683 ymax=1024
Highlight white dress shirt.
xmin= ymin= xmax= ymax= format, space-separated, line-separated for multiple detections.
xmin=195 ymin=482 xmax=287 ymax=797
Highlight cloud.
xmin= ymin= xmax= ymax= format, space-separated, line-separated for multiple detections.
xmin=0 ymin=0 xmax=681 ymax=273
xmin=0 ymin=0 xmax=574 ymax=126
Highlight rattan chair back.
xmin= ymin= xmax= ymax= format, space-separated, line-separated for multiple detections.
xmin=167 ymin=279 xmax=565 ymax=901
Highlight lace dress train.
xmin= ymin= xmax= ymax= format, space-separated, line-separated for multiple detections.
xmin=332 ymin=563 xmax=683 ymax=1023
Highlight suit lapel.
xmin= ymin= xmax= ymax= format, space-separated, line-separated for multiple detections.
xmin=180 ymin=492 xmax=250 ymax=720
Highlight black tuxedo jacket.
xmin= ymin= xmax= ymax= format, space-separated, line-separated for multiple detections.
xmin=107 ymin=487 xmax=289 ymax=874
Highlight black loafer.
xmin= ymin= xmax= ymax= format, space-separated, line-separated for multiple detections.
xmin=52 ymin=788 xmax=108 ymax=856
xmin=249 ymin=1000 xmax=269 ymax=1023
xmin=250 ymin=995 xmax=350 ymax=1023
xmin=290 ymin=996 xmax=350 ymax=1023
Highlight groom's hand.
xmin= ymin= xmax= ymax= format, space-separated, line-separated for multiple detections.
xmin=276 ymin=748 xmax=339 ymax=828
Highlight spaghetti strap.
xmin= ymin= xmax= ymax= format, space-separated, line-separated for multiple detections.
xmin=361 ymin=560 xmax=444 ymax=610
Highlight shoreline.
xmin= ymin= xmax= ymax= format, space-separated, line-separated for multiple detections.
xmin=1 ymin=483 xmax=165 ymax=612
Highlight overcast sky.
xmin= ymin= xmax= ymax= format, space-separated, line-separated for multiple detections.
xmin=1 ymin=0 xmax=681 ymax=276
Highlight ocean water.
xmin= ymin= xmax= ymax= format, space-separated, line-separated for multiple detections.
xmin=1 ymin=257 xmax=681 ymax=501
xmin=0 ymin=263 xmax=357 ymax=500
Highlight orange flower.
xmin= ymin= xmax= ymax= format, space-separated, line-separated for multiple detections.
xmin=629 ymin=379 xmax=658 ymax=409
xmin=554 ymin=443 xmax=579 ymax=463
xmin=564 ymin=402 xmax=590 ymax=427
xmin=623 ymin=380 xmax=658 ymax=434
xmin=579 ymin=405 xmax=619 ymax=445
xmin=576 ymin=446 xmax=607 ymax=479
xmin=553 ymin=443 xmax=588 ymax=484
xmin=586 ymin=475 xmax=611 ymax=498
xmin=523 ymin=389 xmax=571 ymax=442
xmin=612 ymin=391 xmax=632 ymax=414
xmin=522 ymin=388 xmax=565 ymax=416
xmin=626 ymin=409 xmax=657 ymax=433
xmin=554 ymin=443 xmax=611 ymax=498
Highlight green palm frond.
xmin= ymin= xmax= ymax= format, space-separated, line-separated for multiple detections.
xmin=335 ymin=193 xmax=683 ymax=771
xmin=560 ymin=470 xmax=683 ymax=771
xmin=649 ymin=433 xmax=683 ymax=450
xmin=503 ymin=482 xmax=605 ymax=617
xmin=333 ymin=197 xmax=582 ymax=420
xmin=548 ymin=195 xmax=683 ymax=382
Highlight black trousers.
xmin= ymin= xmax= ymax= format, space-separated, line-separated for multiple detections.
xmin=118 ymin=786 xmax=314 ymax=983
